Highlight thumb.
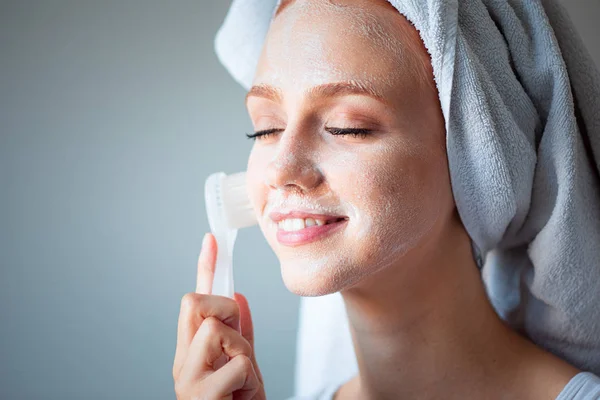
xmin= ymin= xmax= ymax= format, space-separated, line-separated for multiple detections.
xmin=234 ymin=292 xmax=263 ymax=384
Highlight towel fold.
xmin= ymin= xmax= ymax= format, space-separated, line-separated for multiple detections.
xmin=215 ymin=0 xmax=600 ymax=397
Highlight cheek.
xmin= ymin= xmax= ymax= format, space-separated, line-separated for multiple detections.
xmin=371 ymin=147 xmax=446 ymax=259
xmin=246 ymin=147 xmax=270 ymax=216
xmin=327 ymin=140 xmax=446 ymax=267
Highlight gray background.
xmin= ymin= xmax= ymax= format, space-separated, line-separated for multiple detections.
xmin=0 ymin=1 xmax=598 ymax=399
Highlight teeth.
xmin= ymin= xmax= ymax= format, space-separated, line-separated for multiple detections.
xmin=282 ymin=219 xmax=294 ymax=231
xmin=277 ymin=217 xmax=329 ymax=231
xmin=291 ymin=218 xmax=305 ymax=231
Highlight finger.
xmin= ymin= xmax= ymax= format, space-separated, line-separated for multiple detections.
xmin=235 ymin=293 xmax=263 ymax=384
xmin=179 ymin=317 xmax=252 ymax=381
xmin=196 ymin=233 xmax=217 ymax=294
xmin=173 ymin=293 xmax=240 ymax=380
xmin=197 ymin=355 xmax=260 ymax=400
xmin=234 ymin=293 xmax=254 ymax=344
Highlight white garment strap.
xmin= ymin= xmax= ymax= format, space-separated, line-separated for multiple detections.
xmin=294 ymin=294 xmax=357 ymax=397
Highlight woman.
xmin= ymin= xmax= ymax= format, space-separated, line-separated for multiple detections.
xmin=173 ymin=0 xmax=600 ymax=398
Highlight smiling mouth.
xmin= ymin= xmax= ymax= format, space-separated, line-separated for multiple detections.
xmin=276 ymin=216 xmax=347 ymax=232
xmin=274 ymin=216 xmax=349 ymax=247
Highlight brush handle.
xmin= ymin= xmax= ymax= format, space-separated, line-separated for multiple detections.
xmin=212 ymin=229 xmax=237 ymax=298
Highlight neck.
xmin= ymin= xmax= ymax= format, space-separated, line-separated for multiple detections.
xmin=339 ymin=216 xmax=522 ymax=399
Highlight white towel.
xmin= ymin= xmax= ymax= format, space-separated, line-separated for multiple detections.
xmin=214 ymin=0 xmax=600 ymax=397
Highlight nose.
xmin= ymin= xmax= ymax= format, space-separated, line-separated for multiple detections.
xmin=265 ymin=130 xmax=323 ymax=193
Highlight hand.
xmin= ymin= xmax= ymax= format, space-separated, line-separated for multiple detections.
xmin=173 ymin=233 xmax=266 ymax=400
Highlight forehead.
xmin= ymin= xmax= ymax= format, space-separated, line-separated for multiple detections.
xmin=275 ymin=0 xmax=399 ymax=17
xmin=254 ymin=0 xmax=420 ymax=93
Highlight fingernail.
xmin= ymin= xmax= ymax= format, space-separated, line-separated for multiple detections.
xmin=202 ymin=233 xmax=210 ymax=251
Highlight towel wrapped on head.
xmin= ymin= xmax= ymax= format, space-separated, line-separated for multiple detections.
xmin=214 ymin=0 xmax=600 ymax=396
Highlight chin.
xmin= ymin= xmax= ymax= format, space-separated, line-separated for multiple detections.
xmin=278 ymin=256 xmax=366 ymax=297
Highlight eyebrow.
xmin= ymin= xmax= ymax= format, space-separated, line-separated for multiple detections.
xmin=245 ymin=81 xmax=389 ymax=106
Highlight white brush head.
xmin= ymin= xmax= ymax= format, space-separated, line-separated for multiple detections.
xmin=205 ymin=171 xmax=257 ymax=234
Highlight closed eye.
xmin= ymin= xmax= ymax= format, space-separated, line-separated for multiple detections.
xmin=246 ymin=127 xmax=373 ymax=141
xmin=325 ymin=127 xmax=373 ymax=139
xmin=245 ymin=128 xmax=282 ymax=140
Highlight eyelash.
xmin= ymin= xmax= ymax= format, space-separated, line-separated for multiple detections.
xmin=245 ymin=127 xmax=373 ymax=140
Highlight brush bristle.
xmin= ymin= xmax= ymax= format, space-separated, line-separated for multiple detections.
xmin=222 ymin=172 xmax=257 ymax=229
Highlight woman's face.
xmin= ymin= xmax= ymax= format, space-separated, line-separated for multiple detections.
xmin=245 ymin=0 xmax=454 ymax=296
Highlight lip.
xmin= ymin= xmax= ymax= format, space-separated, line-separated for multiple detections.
xmin=269 ymin=211 xmax=349 ymax=247
xmin=269 ymin=210 xmax=347 ymax=223
xmin=276 ymin=219 xmax=348 ymax=246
